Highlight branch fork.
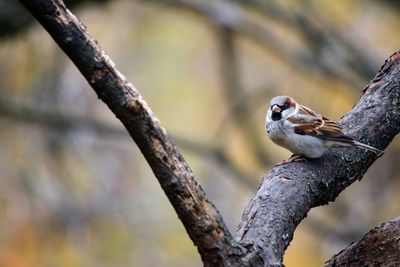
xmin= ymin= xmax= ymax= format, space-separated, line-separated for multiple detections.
xmin=18 ymin=1 xmax=400 ymax=265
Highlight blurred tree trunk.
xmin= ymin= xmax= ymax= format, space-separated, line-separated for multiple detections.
xmin=17 ymin=0 xmax=400 ymax=266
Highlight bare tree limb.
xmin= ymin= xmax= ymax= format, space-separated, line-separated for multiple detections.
xmin=17 ymin=0 xmax=400 ymax=266
xmin=17 ymin=0 xmax=244 ymax=265
xmin=323 ymin=216 xmax=400 ymax=267
xmin=234 ymin=51 xmax=400 ymax=266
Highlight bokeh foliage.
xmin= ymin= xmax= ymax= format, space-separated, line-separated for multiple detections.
xmin=0 ymin=0 xmax=399 ymax=266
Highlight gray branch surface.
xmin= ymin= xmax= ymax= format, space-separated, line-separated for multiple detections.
xmin=17 ymin=0 xmax=243 ymax=266
xmin=18 ymin=0 xmax=400 ymax=266
xmin=234 ymin=51 xmax=400 ymax=266
xmin=323 ymin=216 xmax=400 ymax=266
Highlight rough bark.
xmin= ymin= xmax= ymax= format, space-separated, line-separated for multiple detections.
xmin=234 ymin=51 xmax=400 ymax=266
xmin=18 ymin=0 xmax=400 ymax=266
xmin=17 ymin=0 xmax=243 ymax=266
xmin=323 ymin=216 xmax=400 ymax=267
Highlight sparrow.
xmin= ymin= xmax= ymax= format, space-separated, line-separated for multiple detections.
xmin=265 ymin=95 xmax=382 ymax=162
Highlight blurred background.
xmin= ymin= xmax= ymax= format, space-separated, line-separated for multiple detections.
xmin=0 ymin=0 xmax=399 ymax=266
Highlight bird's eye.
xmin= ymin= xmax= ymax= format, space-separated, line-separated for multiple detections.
xmin=280 ymin=104 xmax=289 ymax=110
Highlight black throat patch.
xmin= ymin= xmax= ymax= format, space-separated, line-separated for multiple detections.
xmin=271 ymin=112 xmax=282 ymax=121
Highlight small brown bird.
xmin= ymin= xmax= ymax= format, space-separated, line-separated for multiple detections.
xmin=265 ymin=96 xmax=382 ymax=162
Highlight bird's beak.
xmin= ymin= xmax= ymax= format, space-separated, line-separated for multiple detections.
xmin=271 ymin=105 xmax=281 ymax=113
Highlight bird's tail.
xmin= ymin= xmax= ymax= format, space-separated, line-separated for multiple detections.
xmin=352 ymin=140 xmax=383 ymax=156
xmin=322 ymin=135 xmax=383 ymax=157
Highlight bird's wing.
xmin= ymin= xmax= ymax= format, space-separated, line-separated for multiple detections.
xmin=287 ymin=106 xmax=345 ymax=139
xmin=289 ymin=105 xmax=382 ymax=155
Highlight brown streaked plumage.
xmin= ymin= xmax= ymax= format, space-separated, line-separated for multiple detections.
xmin=265 ymin=96 xmax=383 ymax=160
xmin=289 ymin=106 xmax=343 ymax=137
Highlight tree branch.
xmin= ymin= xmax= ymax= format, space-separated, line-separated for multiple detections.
xmin=17 ymin=0 xmax=400 ymax=266
xmin=234 ymin=51 xmax=400 ymax=266
xmin=323 ymin=216 xmax=400 ymax=266
xmin=17 ymin=0 xmax=243 ymax=265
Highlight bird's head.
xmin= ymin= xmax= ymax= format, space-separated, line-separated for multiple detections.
xmin=266 ymin=96 xmax=297 ymax=122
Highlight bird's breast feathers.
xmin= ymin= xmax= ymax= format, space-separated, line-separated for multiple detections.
xmin=267 ymin=119 xmax=326 ymax=158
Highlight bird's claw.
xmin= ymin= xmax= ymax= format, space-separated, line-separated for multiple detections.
xmin=276 ymin=154 xmax=307 ymax=166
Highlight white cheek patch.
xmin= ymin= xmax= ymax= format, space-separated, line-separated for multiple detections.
xmin=281 ymin=108 xmax=293 ymax=119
